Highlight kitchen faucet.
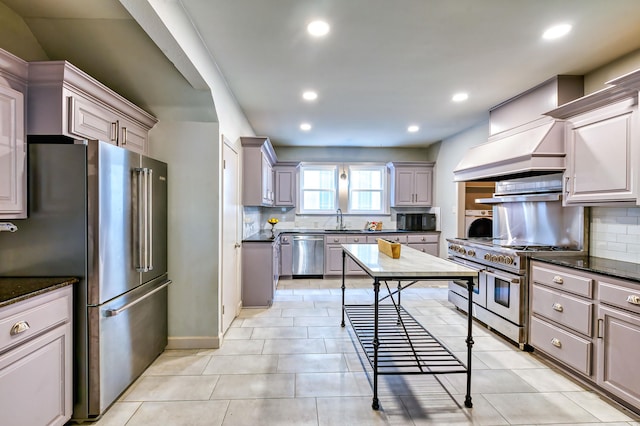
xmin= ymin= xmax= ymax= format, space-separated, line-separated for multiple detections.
xmin=336 ymin=208 xmax=345 ymax=230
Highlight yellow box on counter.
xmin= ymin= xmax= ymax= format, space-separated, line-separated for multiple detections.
xmin=377 ymin=238 xmax=401 ymax=258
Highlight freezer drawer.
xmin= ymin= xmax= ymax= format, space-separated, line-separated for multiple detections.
xmin=87 ymin=276 xmax=170 ymax=416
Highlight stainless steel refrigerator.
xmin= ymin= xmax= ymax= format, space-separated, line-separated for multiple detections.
xmin=0 ymin=138 xmax=170 ymax=421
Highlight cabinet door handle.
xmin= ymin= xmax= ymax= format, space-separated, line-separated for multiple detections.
xmin=626 ymin=295 xmax=640 ymax=305
xmin=354 ymin=238 xmax=359 ymax=242
xmin=122 ymin=127 xmax=128 ymax=146
xmin=551 ymin=338 xmax=562 ymax=348
xmin=552 ymin=276 xmax=564 ymax=284
xmin=597 ymin=318 xmax=604 ymax=338
xmin=111 ymin=121 xmax=118 ymax=143
xmin=552 ymin=302 xmax=563 ymax=312
xmin=565 ymin=176 xmax=570 ymax=196
xmin=10 ymin=321 xmax=30 ymax=336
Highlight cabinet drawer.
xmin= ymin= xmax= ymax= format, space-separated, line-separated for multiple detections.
xmin=530 ymin=316 xmax=592 ymax=376
xmin=385 ymin=234 xmax=407 ymax=244
xmin=326 ymin=235 xmax=347 ymax=244
xmin=346 ymin=235 xmax=365 ymax=244
xmin=531 ymin=264 xmax=593 ymax=298
xmin=0 ymin=288 xmax=71 ymax=353
xmin=407 ymin=234 xmax=438 ymax=244
xmin=531 ymin=284 xmax=593 ymax=336
xmin=599 ymin=280 xmax=640 ymax=315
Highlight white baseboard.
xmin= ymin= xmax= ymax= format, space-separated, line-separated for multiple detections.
xmin=167 ymin=335 xmax=221 ymax=349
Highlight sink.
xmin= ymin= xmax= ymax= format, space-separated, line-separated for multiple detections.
xmin=323 ymin=228 xmax=352 ymax=232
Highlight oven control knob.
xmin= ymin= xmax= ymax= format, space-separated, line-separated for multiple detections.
xmin=484 ymin=254 xmax=491 ymax=260
xmin=467 ymin=250 xmax=475 ymax=257
xmin=505 ymin=257 xmax=514 ymax=265
xmin=491 ymin=254 xmax=498 ymax=262
xmin=460 ymin=248 xmax=467 ymax=255
xmin=498 ymin=255 xmax=505 ymax=263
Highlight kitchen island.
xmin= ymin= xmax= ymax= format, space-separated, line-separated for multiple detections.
xmin=340 ymin=243 xmax=477 ymax=410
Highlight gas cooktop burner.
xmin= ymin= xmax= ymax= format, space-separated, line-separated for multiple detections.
xmin=449 ymin=237 xmax=580 ymax=253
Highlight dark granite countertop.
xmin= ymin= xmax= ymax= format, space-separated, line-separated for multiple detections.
xmin=0 ymin=277 xmax=78 ymax=308
xmin=242 ymin=229 xmax=440 ymax=242
xmin=530 ymin=255 xmax=640 ymax=284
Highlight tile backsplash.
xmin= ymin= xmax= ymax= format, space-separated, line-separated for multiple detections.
xmin=590 ymin=207 xmax=640 ymax=263
xmin=242 ymin=207 xmax=441 ymax=238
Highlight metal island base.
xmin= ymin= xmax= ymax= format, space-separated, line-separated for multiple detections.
xmin=340 ymin=244 xmax=478 ymax=410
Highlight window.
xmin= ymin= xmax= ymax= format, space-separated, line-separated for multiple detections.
xmin=348 ymin=165 xmax=387 ymax=214
xmin=299 ymin=165 xmax=337 ymax=213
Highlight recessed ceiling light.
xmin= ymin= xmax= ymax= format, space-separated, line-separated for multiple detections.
xmin=452 ymin=92 xmax=469 ymax=102
xmin=307 ymin=20 xmax=330 ymax=37
xmin=542 ymin=23 xmax=572 ymax=40
xmin=302 ymin=91 xmax=318 ymax=101
xmin=407 ymin=125 xmax=419 ymax=133
xmin=300 ymin=123 xmax=312 ymax=131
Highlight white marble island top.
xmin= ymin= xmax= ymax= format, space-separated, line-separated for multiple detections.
xmin=342 ymin=244 xmax=477 ymax=279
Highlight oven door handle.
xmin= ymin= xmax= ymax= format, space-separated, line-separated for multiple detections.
xmin=485 ymin=270 xmax=521 ymax=284
xmin=448 ymin=257 xmax=485 ymax=272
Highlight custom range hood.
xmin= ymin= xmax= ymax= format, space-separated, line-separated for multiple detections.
xmin=454 ymin=76 xmax=584 ymax=182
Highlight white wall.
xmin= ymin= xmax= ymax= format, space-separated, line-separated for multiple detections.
xmin=428 ymin=120 xmax=490 ymax=255
xmin=149 ymin=120 xmax=221 ymax=347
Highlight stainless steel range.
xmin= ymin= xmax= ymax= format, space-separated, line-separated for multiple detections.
xmin=447 ymin=174 xmax=587 ymax=349
xmin=447 ymin=238 xmax=581 ymax=349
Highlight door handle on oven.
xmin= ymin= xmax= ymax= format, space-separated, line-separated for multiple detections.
xmin=104 ymin=280 xmax=171 ymax=317
xmin=484 ymin=270 xmax=520 ymax=283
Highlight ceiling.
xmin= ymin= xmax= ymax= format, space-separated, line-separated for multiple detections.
xmin=3 ymin=0 xmax=640 ymax=148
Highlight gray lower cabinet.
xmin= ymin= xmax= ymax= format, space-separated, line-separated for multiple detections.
xmin=280 ymin=235 xmax=292 ymax=277
xmin=242 ymin=241 xmax=276 ymax=307
xmin=324 ymin=235 xmax=366 ymax=276
xmin=530 ymin=260 xmax=640 ymax=411
xmin=407 ymin=234 xmax=439 ymax=256
xmin=597 ymin=277 xmax=640 ymax=408
xmin=324 ymin=232 xmax=440 ymax=276
xmin=0 ymin=286 xmax=73 ymax=426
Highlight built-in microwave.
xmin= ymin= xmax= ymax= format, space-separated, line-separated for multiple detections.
xmin=396 ymin=213 xmax=436 ymax=231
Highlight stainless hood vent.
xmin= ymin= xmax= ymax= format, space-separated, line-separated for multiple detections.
xmin=453 ymin=117 xmax=566 ymax=182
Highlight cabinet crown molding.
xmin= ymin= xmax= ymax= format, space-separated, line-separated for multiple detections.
xmin=0 ymin=48 xmax=28 ymax=89
xmin=546 ymin=68 xmax=640 ymax=120
xmin=28 ymin=60 xmax=157 ymax=129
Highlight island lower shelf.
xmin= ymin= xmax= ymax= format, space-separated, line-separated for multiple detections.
xmin=344 ymin=304 xmax=467 ymax=375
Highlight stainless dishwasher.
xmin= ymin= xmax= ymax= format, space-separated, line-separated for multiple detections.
xmin=292 ymin=235 xmax=325 ymax=277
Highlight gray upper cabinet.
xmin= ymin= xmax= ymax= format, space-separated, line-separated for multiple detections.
xmin=387 ymin=162 xmax=435 ymax=207
xmin=273 ymin=162 xmax=299 ymax=207
xmin=0 ymin=49 xmax=27 ymax=219
xmin=241 ymin=136 xmax=277 ymax=207
xmin=546 ymin=69 xmax=640 ymax=206
xmin=27 ymin=61 xmax=157 ymax=155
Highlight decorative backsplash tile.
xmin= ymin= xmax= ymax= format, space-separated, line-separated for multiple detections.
xmin=590 ymin=207 xmax=640 ymax=264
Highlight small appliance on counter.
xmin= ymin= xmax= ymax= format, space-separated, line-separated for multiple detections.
xmin=396 ymin=213 xmax=436 ymax=231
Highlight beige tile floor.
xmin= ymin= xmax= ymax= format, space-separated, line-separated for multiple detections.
xmin=95 ymin=278 xmax=640 ymax=426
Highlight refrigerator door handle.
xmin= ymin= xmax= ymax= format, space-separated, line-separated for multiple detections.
xmin=148 ymin=168 xmax=153 ymax=271
xmin=104 ymin=280 xmax=171 ymax=317
xmin=135 ymin=168 xmax=150 ymax=272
